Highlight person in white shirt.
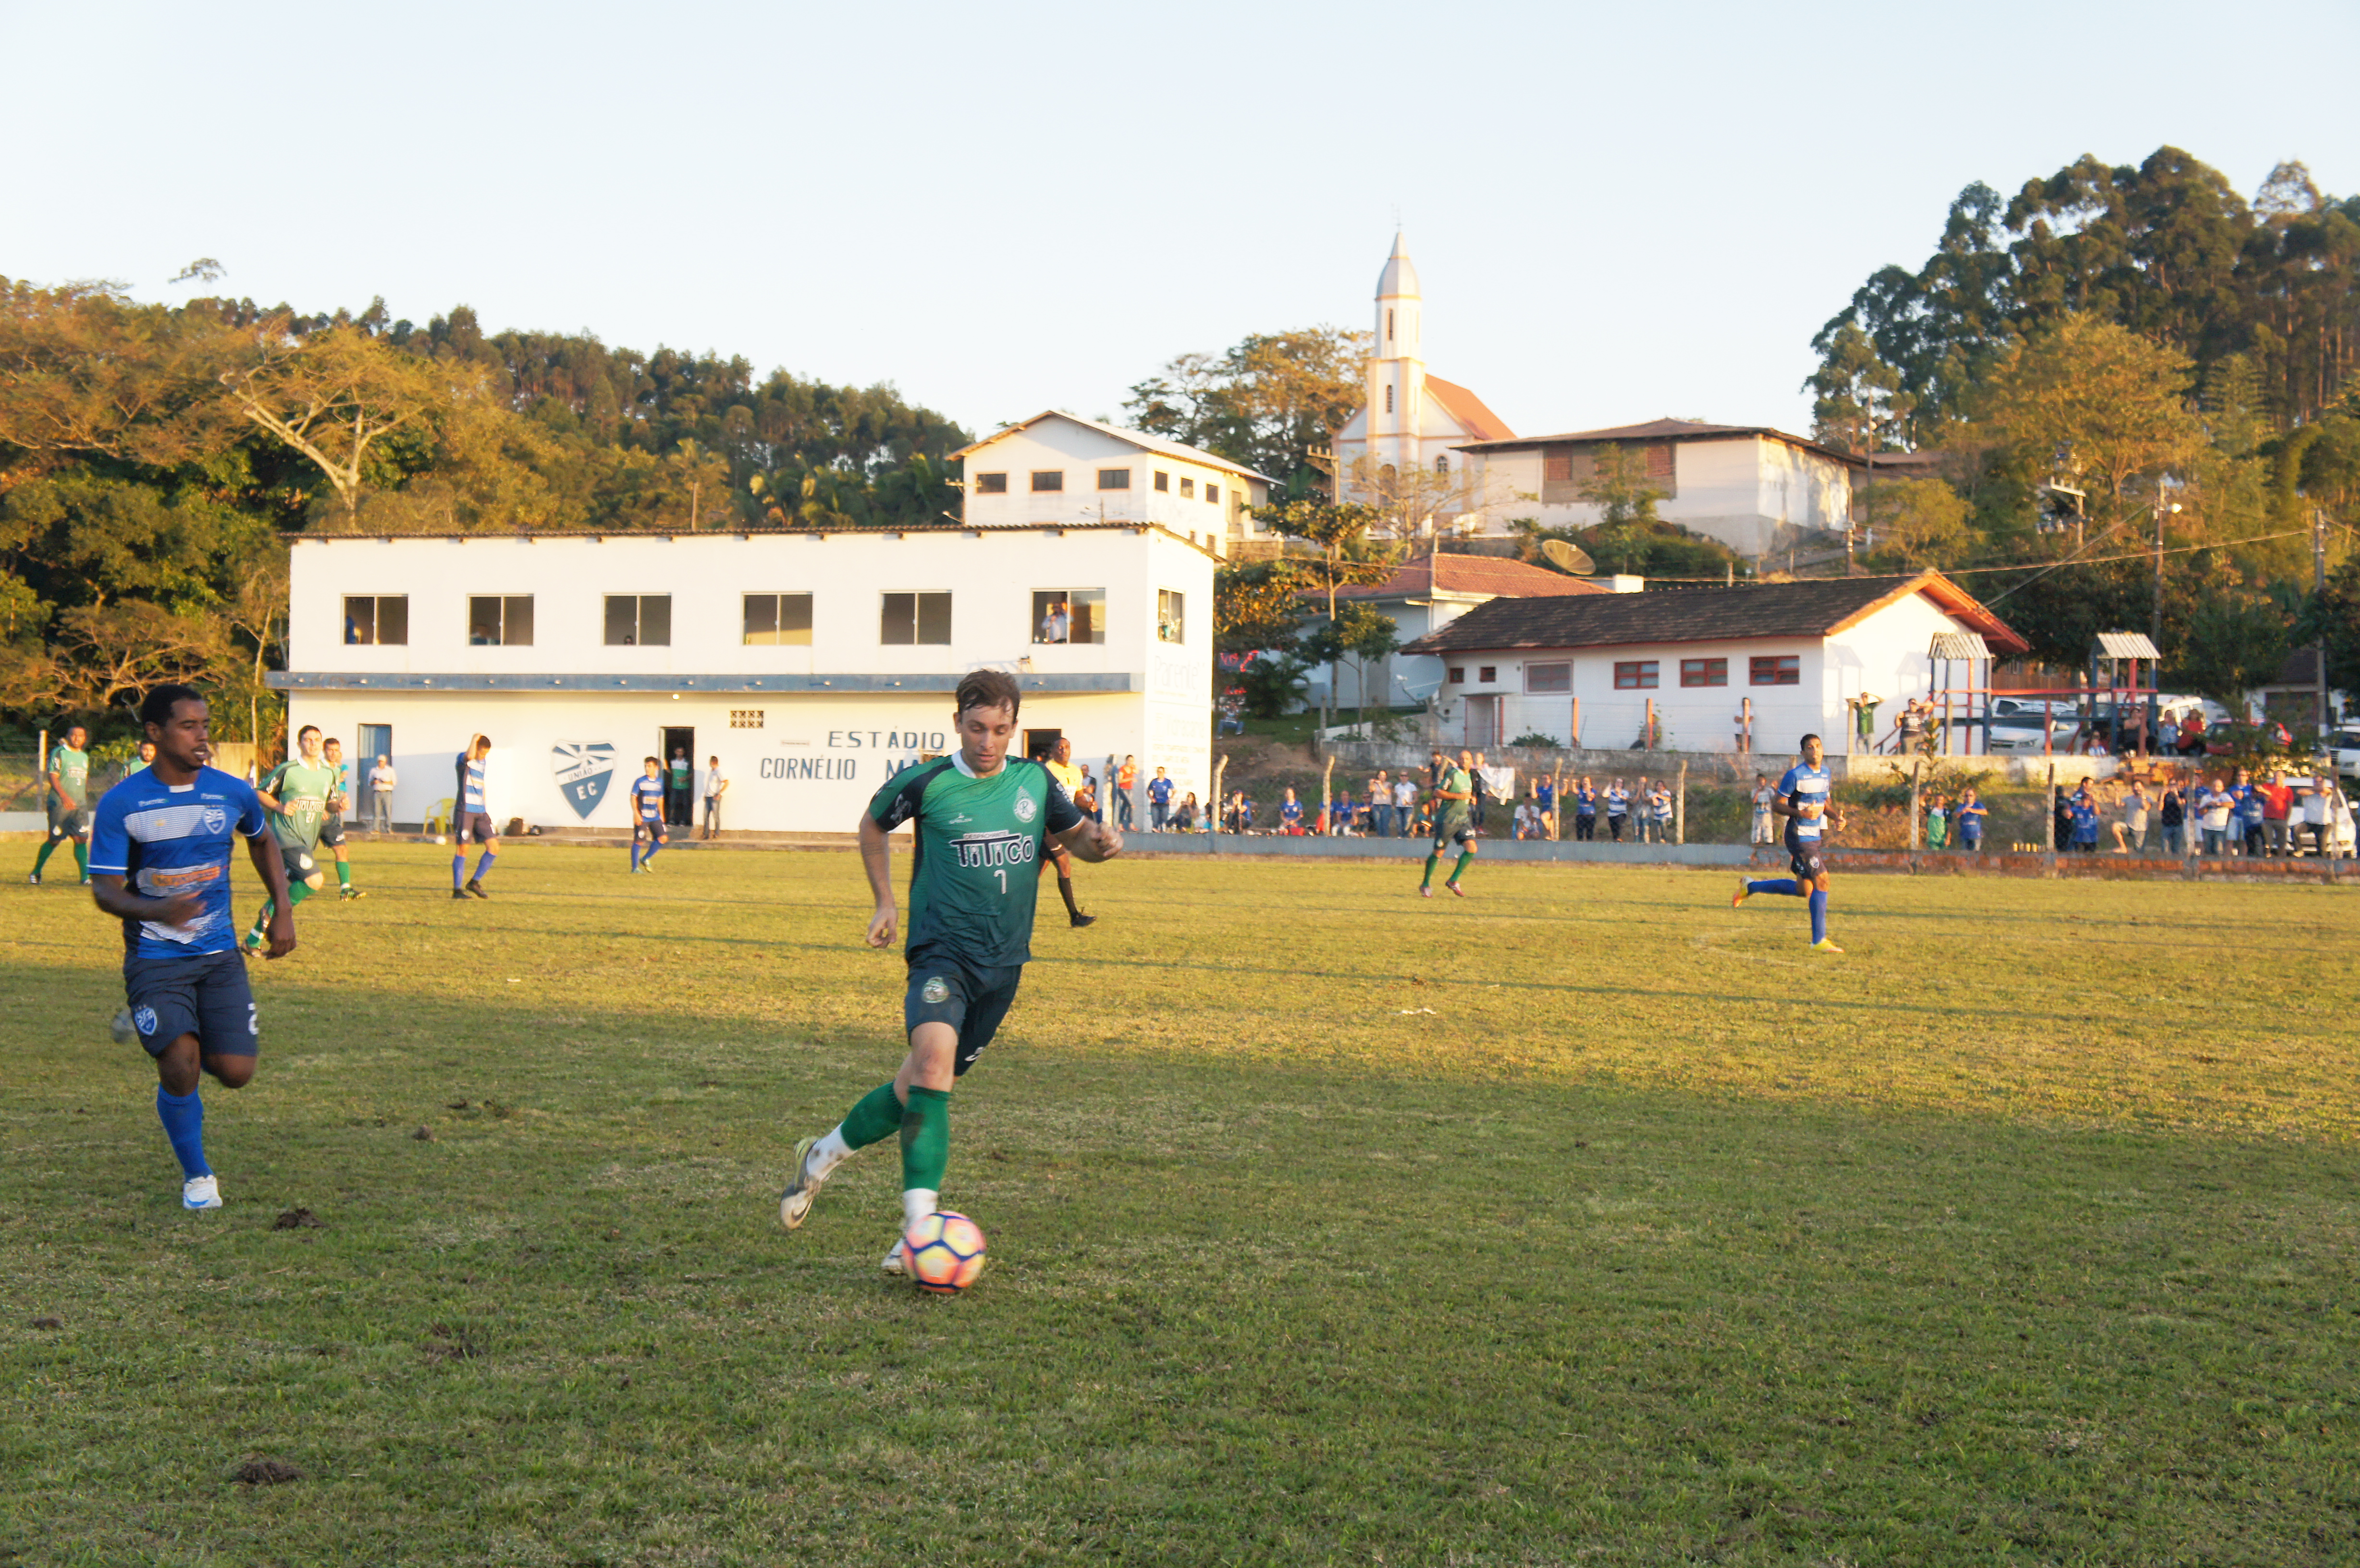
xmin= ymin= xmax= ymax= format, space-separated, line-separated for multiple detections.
xmin=2198 ymin=777 xmax=2234 ymax=855
xmin=367 ymin=755 xmax=397 ymax=834
xmin=1391 ymin=774 xmax=1417 ymax=839
xmin=1749 ymin=773 xmax=1775 ymax=845
xmin=2112 ymin=782 xmax=2150 ymax=853
xmin=2296 ymin=775 xmax=2335 ymax=856
xmin=701 ymin=755 xmax=729 ymax=840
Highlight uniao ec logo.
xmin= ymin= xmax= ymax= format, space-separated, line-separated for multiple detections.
xmin=1013 ymin=795 xmax=1036 ymax=823
xmin=133 ymin=1006 xmax=157 ymax=1037
xmin=551 ymin=742 xmax=618 ymax=820
xmin=202 ymin=807 xmax=227 ymax=833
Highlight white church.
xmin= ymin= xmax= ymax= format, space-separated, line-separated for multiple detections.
xmin=1320 ymin=235 xmax=1864 ymax=563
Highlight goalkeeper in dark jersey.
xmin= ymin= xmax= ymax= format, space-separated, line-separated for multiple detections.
xmin=778 ymin=669 xmax=1122 ymax=1272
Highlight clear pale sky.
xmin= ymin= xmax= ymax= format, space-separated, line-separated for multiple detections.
xmin=7 ymin=0 xmax=2354 ymax=447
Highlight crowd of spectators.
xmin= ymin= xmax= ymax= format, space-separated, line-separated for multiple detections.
xmin=2030 ymin=770 xmax=2353 ymax=858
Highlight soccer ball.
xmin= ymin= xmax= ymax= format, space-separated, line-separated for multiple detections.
xmin=900 ymin=1211 xmax=986 ymax=1295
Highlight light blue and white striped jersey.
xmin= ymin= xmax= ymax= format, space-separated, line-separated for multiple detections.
xmin=1778 ymin=763 xmax=1832 ymax=841
xmin=456 ymin=754 xmax=488 ymax=812
xmin=87 ymin=766 xmax=268 ymax=960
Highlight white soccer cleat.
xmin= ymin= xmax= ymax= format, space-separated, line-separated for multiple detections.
xmin=880 ymin=1237 xmax=909 ymax=1276
xmin=182 ymin=1175 xmax=221 ymax=1210
xmin=778 ymin=1135 xmax=828 ymax=1230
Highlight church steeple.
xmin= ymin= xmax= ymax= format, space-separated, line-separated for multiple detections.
xmin=1367 ymin=231 xmax=1425 ymax=478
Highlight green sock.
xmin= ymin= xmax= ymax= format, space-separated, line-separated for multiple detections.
xmin=1421 ymin=852 xmax=1439 ymax=888
xmin=335 ymin=860 xmax=352 ymax=890
xmin=839 ymin=1081 xmax=904 ymax=1151
xmin=250 ymin=897 xmax=275 ymax=937
xmin=1450 ymin=850 xmax=1475 ymax=884
xmin=899 ymin=1086 xmax=951 ymax=1196
xmin=32 ymin=840 xmax=58 ymax=876
xmin=73 ymin=842 xmax=88 ymax=878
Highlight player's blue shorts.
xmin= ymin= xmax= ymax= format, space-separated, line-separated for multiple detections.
xmin=1785 ymin=830 xmax=1827 ymax=880
xmin=123 ymin=949 xmax=258 ymax=1060
xmin=634 ymin=817 xmax=666 ymax=841
xmin=454 ymin=810 xmax=496 ymax=845
xmin=902 ymin=955 xmax=1023 ymax=1078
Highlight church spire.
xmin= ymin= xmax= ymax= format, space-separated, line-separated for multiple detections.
xmin=1374 ymin=231 xmax=1421 ymax=354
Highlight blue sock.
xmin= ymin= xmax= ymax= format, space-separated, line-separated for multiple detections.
xmin=1809 ymin=890 xmax=1828 ymax=943
xmin=156 ymin=1087 xmax=209 ymax=1179
xmin=642 ymin=838 xmax=660 ymax=865
xmin=473 ymin=850 xmax=496 ymax=883
xmin=630 ymin=841 xmax=642 ymax=870
xmin=1747 ymin=878 xmax=1800 ymax=896
xmin=452 ymin=854 xmax=466 ymax=890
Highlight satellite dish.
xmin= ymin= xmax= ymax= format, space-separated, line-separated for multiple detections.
xmin=1541 ymin=539 xmax=1596 ymax=576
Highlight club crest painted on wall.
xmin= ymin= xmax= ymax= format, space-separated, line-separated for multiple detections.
xmin=552 ymin=742 xmax=617 ymax=819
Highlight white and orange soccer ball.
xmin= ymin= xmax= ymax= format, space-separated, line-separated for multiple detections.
xmin=899 ymin=1211 xmax=987 ymax=1295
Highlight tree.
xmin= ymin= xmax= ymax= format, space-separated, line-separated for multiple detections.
xmin=54 ymin=600 xmax=224 ymax=713
xmin=1860 ymin=477 xmax=1972 ymax=568
xmin=1254 ymin=498 xmax=1392 ymax=727
xmin=1214 ymin=559 xmax=1312 ymax=656
xmin=1805 ymin=322 xmax=1916 ymax=454
xmin=0 ymin=279 xmax=238 ymax=471
xmin=221 ymin=324 xmax=467 ymax=529
xmin=2176 ymin=591 xmax=2290 ymax=710
xmin=2298 ymin=554 xmax=2360 ymax=709
xmin=1126 ymin=327 xmax=1368 ymax=487
xmin=1300 ymin=601 xmax=1401 ymax=731
xmin=1978 ymin=313 xmax=2204 ymax=534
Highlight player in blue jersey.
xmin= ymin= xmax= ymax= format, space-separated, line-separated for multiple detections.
xmin=1731 ymin=732 xmax=1849 ymax=954
xmin=628 ymin=756 xmax=667 ymax=872
xmin=450 ymin=734 xmax=498 ymax=899
xmin=87 ymin=685 xmax=296 ymax=1211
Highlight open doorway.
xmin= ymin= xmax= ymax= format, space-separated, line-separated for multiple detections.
xmin=661 ymin=726 xmax=695 ymax=826
xmin=1022 ymin=728 xmax=1063 ymax=765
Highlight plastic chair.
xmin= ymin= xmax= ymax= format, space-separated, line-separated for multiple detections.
xmin=424 ymin=796 xmax=455 ymax=836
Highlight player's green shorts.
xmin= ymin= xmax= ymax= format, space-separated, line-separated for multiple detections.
xmin=48 ymin=805 xmax=90 ymax=840
xmin=903 ymin=956 xmax=1023 ymax=1078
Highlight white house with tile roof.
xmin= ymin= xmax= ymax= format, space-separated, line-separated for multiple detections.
xmin=1453 ymin=418 xmax=1865 ymax=562
xmin=1315 ymin=551 xmax=1617 ymax=710
xmin=951 ymin=411 xmax=1272 ymax=554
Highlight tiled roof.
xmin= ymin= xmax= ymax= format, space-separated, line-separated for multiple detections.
xmin=1335 ymin=552 xmax=1606 ymax=603
xmin=1423 ymin=375 xmax=1515 ymax=441
xmin=1452 ymin=416 xmax=1861 ymax=468
xmin=948 ymin=411 xmax=1274 ymax=482
xmin=1400 ymin=572 xmax=2027 ymax=656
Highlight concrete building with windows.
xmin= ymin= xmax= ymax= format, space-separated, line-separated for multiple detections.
xmin=953 ymin=411 xmax=1271 ymax=549
xmin=1315 ymin=551 xmax=1609 ymax=710
xmin=271 ymin=526 xmax=1217 ymax=834
xmin=1401 ymin=572 xmax=2025 ymax=753
xmin=1452 ymin=418 xmax=1865 ymax=562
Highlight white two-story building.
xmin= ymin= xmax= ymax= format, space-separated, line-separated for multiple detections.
xmin=270 ymin=525 xmax=1217 ymax=833
xmin=953 ymin=410 xmax=1271 ymax=543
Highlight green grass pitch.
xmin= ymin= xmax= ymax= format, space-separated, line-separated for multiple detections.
xmin=4 ymin=844 xmax=2356 ymax=1565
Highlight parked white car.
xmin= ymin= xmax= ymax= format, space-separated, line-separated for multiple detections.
xmin=2327 ymin=729 xmax=2360 ymax=787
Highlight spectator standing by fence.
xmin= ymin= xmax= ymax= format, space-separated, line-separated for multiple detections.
xmin=1749 ymin=773 xmax=1775 ymax=845
xmin=1469 ymin=753 xmax=1493 ymax=829
xmin=1392 ymin=774 xmax=1417 ymax=837
xmin=1955 ymin=788 xmax=1986 ymax=853
xmin=2297 ymin=774 xmax=2333 ymax=855
xmin=1604 ymin=779 xmax=1629 ymax=842
xmin=1534 ymin=773 xmax=1556 ymax=839
xmin=1115 ymin=756 xmax=1137 ymax=830
xmin=367 ymin=754 xmax=397 ymax=834
xmin=2199 ymin=778 xmax=2232 ymax=855
xmin=1573 ymin=777 xmax=1597 ymax=841
xmin=1369 ymin=774 xmax=1391 ymax=838
xmin=2113 ymin=782 xmax=2149 ymax=854
xmin=2157 ymin=782 xmax=2186 ymax=857
xmin=2069 ymin=787 xmax=2101 ymax=852
xmin=1650 ymin=783 xmax=1675 ymax=844
xmin=2260 ymin=773 xmax=2293 ymax=857
xmin=2234 ymin=770 xmax=2267 ymax=857
xmin=1147 ymin=767 xmax=1172 ymax=831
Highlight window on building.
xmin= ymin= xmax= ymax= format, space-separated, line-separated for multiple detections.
xmin=1384 ymin=385 xmax=1393 ymax=414
xmin=974 ymin=472 xmax=1008 ymax=494
xmin=1448 ymin=667 xmax=1466 ymax=684
xmin=730 ymin=710 xmax=764 ymax=729
xmin=1613 ymin=660 xmax=1659 ymax=690
xmin=467 ymin=595 xmax=533 ymax=647
xmin=1478 ymin=666 xmax=1497 ymax=684
xmin=1178 ymin=477 xmax=1194 ymax=499
xmin=742 ymin=592 xmax=814 ymax=646
xmin=1749 ymin=655 xmax=1800 ymax=686
xmin=1205 ymin=483 xmax=1219 ymax=504
xmin=1435 ymin=455 xmax=1449 ymax=475
xmin=882 ymin=591 xmax=952 ymax=646
xmin=1030 ymin=471 xmax=1064 ymax=492
xmin=1645 ymin=442 xmax=1676 ymax=483
xmin=1525 ymin=662 xmax=1571 ymax=693
xmin=1097 ymin=468 xmax=1130 ymax=490
xmin=1387 ymin=308 xmax=1394 ymax=343
xmin=1153 ymin=470 xmax=1169 ymax=492
xmin=343 ymin=594 xmax=408 ymax=646
xmin=1032 ymin=588 xmax=1106 ymax=645
xmin=1156 ymin=588 xmax=1185 ymax=645
xmin=1681 ymin=657 xmax=1728 ymax=687
xmin=603 ymin=594 xmax=672 ymax=647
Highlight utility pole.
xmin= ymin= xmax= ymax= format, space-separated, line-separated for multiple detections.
xmin=2149 ymin=487 xmax=2180 ymax=651
xmin=2316 ymin=506 xmax=2331 ymax=737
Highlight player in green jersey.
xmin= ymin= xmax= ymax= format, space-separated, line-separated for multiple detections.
xmin=243 ymin=726 xmax=334 ymax=950
xmin=778 ymin=669 xmax=1122 ymax=1273
xmin=1419 ymin=747 xmax=1480 ymax=898
xmin=317 ymin=736 xmax=363 ymax=899
xmin=29 ymin=723 xmax=92 ymax=885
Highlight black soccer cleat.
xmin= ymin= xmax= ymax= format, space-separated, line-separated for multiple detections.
xmin=452 ymin=888 xmax=469 ymax=901
xmin=1069 ymin=913 xmax=1096 ymax=928
xmin=465 ymin=880 xmax=489 ymax=900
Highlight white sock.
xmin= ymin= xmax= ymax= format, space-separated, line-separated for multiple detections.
xmin=901 ymin=1188 xmax=938 ymax=1229
xmin=807 ymin=1126 xmax=853 ymax=1179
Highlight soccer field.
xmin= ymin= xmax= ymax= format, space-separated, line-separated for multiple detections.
xmin=4 ymin=845 xmax=2356 ymax=1566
